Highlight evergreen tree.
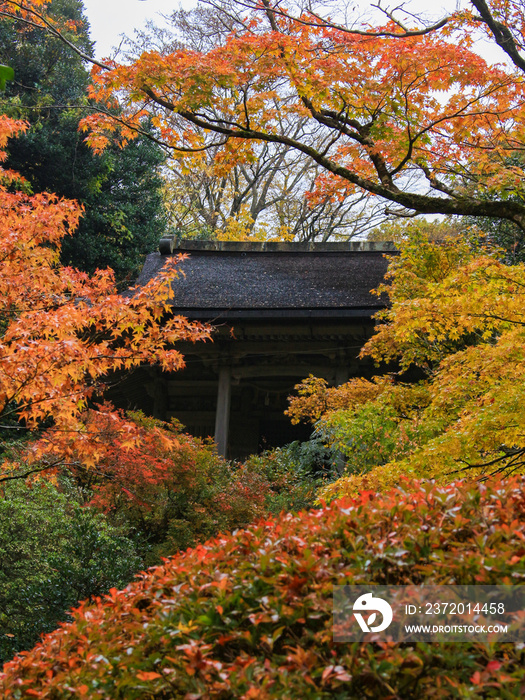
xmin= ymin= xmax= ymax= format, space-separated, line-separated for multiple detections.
xmin=0 ymin=0 xmax=167 ymax=283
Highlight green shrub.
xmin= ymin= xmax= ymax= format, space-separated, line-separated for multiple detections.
xmin=2 ymin=477 xmax=524 ymax=698
xmin=241 ymin=438 xmax=333 ymax=514
xmin=0 ymin=480 xmax=141 ymax=664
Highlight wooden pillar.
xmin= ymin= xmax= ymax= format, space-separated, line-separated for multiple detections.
xmin=335 ymin=366 xmax=349 ymax=386
xmin=214 ymin=365 xmax=231 ymax=457
xmin=334 ymin=366 xmax=349 ymax=474
xmin=151 ymin=369 xmax=169 ymax=420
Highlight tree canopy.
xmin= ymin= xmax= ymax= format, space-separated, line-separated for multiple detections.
xmin=285 ymin=228 xmax=525 ymax=498
xmin=3 ymin=0 xmax=525 ymax=230
xmin=3 ymin=0 xmax=525 ymax=478
xmin=0 ymin=2 xmax=525 ymax=686
xmin=0 ymin=0 xmax=168 ymax=281
xmin=0 ymin=114 xmax=208 ymax=480
xmin=131 ymin=2 xmax=387 ymax=242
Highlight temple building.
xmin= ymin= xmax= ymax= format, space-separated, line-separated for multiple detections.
xmin=109 ymin=239 xmax=395 ymax=459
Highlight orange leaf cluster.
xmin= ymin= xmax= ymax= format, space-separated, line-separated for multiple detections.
xmin=4 ymin=1 xmax=525 ymax=225
xmin=286 ymin=374 xmax=384 ymax=425
xmin=0 ymin=116 xmax=209 ymax=471
xmin=65 ymin=2 xmax=525 ymax=226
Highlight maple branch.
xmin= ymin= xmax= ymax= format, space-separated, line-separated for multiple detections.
xmin=0 ymin=458 xmax=65 ymax=483
xmin=241 ymin=85 xmax=251 ymax=130
xmin=67 ymin=462 xmax=156 ymax=506
xmin=464 ymin=312 xmax=525 ymax=326
xmin=0 ymin=1 xmax=111 ymax=71
xmin=299 ymin=95 xmax=397 ymax=188
xmin=486 ymin=272 xmax=525 ymax=289
xmin=383 ymin=207 xmax=420 ymax=218
xmin=261 ymin=0 xmax=279 ymax=33
xmin=417 ymin=163 xmax=457 ymax=198
xmin=470 ymin=0 xmax=525 ymax=74
xmin=161 ymin=104 xmax=525 ymax=226
xmin=299 ymin=97 xmax=364 ymax=142
xmin=227 ymin=0 xmax=449 ymax=38
xmin=450 ymin=445 xmax=525 ymax=478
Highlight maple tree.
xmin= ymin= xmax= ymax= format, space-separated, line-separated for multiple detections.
xmin=0 ymin=113 xmax=209 ymax=480
xmin=4 ymin=0 xmax=525 ymax=483
xmin=2 ymin=1 xmax=525 ymax=229
xmin=128 ymin=3 xmax=385 ymax=243
xmin=285 ymin=228 xmax=525 ymax=498
xmin=43 ymin=408 xmax=270 ymax=560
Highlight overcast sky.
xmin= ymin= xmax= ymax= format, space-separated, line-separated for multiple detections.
xmin=82 ymin=1 xmax=189 ymax=58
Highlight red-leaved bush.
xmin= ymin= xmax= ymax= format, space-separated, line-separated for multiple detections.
xmin=37 ymin=408 xmax=271 ymax=562
xmin=2 ymin=477 xmax=524 ymax=698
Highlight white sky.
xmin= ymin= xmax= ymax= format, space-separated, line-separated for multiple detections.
xmin=82 ymin=0 xmax=187 ymax=58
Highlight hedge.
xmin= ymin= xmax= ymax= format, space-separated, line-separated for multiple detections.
xmin=1 ymin=477 xmax=525 ymax=698
xmin=0 ymin=480 xmax=141 ymax=665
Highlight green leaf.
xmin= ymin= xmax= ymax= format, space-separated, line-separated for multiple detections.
xmin=0 ymin=65 xmax=14 ymax=91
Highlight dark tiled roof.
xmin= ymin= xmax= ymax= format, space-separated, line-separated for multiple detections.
xmin=136 ymin=243 xmax=394 ymax=319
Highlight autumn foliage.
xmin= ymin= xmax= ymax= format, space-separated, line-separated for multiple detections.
xmin=2 ymin=4 xmax=525 ymax=693
xmin=0 ymin=110 xmax=280 ymax=662
xmin=4 ymin=0 xmax=525 ymax=230
xmin=1 ymin=476 xmax=524 ymax=698
xmin=285 ymin=230 xmax=525 ymax=500
xmin=44 ymin=409 xmax=271 ymax=562
xmin=0 ymin=114 xmax=209 ymax=480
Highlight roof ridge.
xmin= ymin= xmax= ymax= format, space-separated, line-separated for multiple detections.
xmin=158 ymin=237 xmax=397 ymax=255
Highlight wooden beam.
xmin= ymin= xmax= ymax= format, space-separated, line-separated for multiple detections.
xmin=231 ymin=365 xmax=333 ymax=379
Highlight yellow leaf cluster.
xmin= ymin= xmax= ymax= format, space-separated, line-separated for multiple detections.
xmin=300 ymin=229 xmax=525 ymax=501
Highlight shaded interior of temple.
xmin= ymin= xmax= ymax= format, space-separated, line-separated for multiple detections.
xmin=106 ymin=317 xmax=378 ymax=459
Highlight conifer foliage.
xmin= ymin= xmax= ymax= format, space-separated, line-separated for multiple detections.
xmin=0 ymin=0 xmax=168 ymax=281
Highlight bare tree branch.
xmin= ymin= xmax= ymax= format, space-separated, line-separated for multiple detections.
xmin=470 ymin=0 xmax=525 ymax=73
xmin=214 ymin=0 xmax=450 ymax=38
